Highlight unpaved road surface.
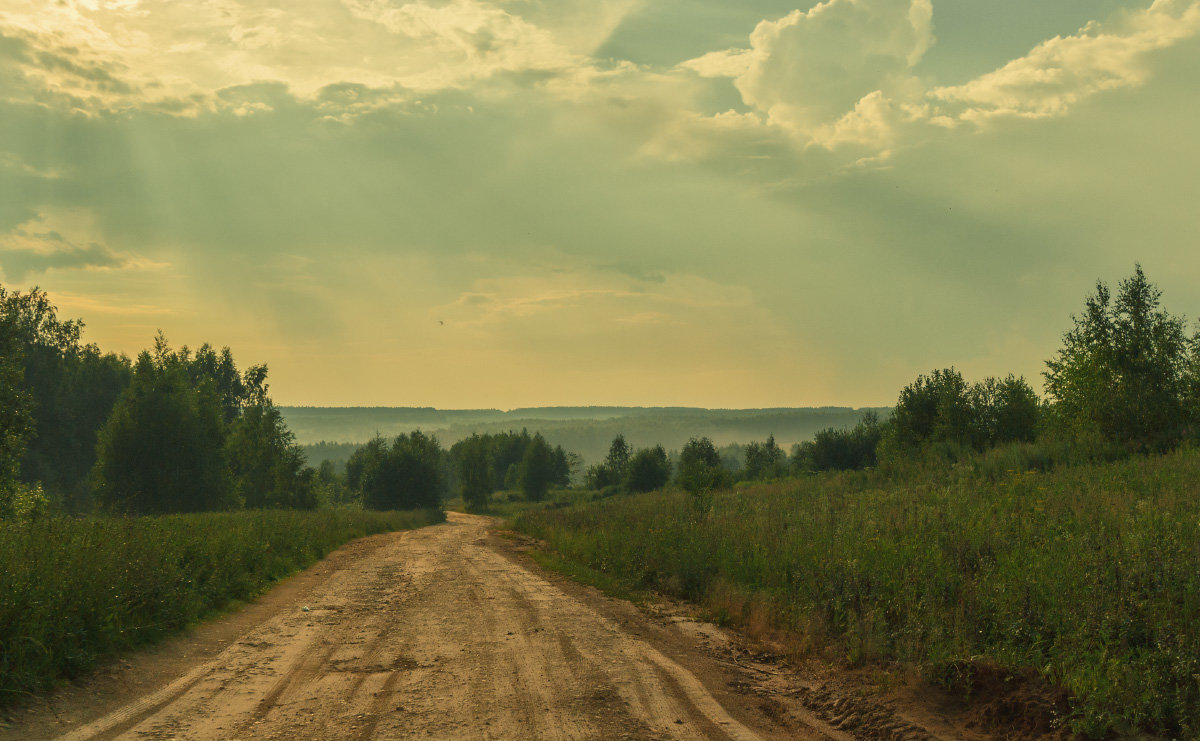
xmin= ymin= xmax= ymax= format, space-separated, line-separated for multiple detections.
xmin=3 ymin=514 xmax=965 ymax=740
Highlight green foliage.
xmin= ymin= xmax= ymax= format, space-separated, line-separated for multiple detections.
xmin=884 ymin=368 xmax=1040 ymax=459
xmin=1045 ymin=265 xmax=1195 ymax=452
xmin=585 ymin=434 xmax=631 ymax=490
xmin=516 ymin=448 xmax=1200 ymax=738
xmin=971 ymin=374 xmax=1041 ymax=447
xmin=624 ymin=445 xmax=671 ymax=493
xmin=0 ymin=304 xmax=33 ymax=518
xmin=795 ymin=412 xmax=883 ymax=472
xmin=89 ymin=335 xmax=316 ymax=515
xmin=456 ymin=433 xmax=493 ymax=510
xmin=0 ymin=285 xmax=129 ymax=511
xmin=445 ymin=430 xmax=574 ymax=508
xmin=0 ymin=508 xmax=443 ymax=704
xmin=518 ymin=433 xmax=555 ymax=502
xmin=92 ymin=341 xmax=235 ymax=514
xmin=8 ymin=482 xmax=49 ymax=522
xmin=312 ymin=459 xmax=355 ymax=506
xmin=226 ymin=403 xmax=316 ymax=510
xmin=890 ymin=367 xmax=973 ymax=451
xmin=741 ymin=434 xmax=786 ymax=481
xmin=676 ymin=436 xmax=727 ymax=496
xmin=353 ymin=431 xmax=445 ymax=510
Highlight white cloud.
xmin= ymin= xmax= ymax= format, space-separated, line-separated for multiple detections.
xmin=0 ymin=0 xmax=636 ymax=114
xmin=341 ymin=0 xmax=578 ymax=83
xmin=672 ymin=0 xmax=1200 ymax=164
xmin=932 ymin=0 xmax=1200 ymax=122
xmin=682 ymin=0 xmax=933 ymax=150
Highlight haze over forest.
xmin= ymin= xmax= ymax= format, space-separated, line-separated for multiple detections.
xmin=3 ymin=0 xmax=1199 ymax=410
xmin=283 ymin=405 xmax=887 ymax=465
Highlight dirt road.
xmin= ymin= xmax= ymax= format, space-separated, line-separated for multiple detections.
xmin=4 ymin=513 xmax=951 ymax=740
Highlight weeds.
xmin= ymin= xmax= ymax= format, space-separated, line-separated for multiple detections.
xmin=515 ymin=447 xmax=1200 ymax=738
xmin=0 ymin=507 xmax=443 ymax=703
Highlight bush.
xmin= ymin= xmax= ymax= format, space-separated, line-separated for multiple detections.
xmin=796 ymin=412 xmax=883 ymax=472
xmin=883 ymin=369 xmax=1040 ymax=460
xmin=624 ymin=446 xmax=671 ymax=493
xmin=676 ymin=437 xmax=727 ymax=496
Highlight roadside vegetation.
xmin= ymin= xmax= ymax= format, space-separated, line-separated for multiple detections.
xmin=0 ymin=507 xmax=443 ymax=702
xmin=515 ymin=265 xmax=1200 ymax=738
xmin=0 ymin=287 xmax=453 ymax=705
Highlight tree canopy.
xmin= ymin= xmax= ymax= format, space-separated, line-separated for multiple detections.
xmin=1045 ymin=265 xmax=1197 ymax=451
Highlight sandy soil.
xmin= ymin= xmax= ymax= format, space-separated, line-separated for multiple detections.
xmin=1 ymin=513 xmax=995 ymax=740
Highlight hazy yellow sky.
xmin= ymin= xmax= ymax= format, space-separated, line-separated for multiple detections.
xmin=2 ymin=0 xmax=1199 ymax=407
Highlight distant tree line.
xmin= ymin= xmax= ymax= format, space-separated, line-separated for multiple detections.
xmin=567 ymin=265 xmax=1200 ymax=501
xmin=307 ymin=428 xmax=577 ymax=513
xmin=6 ymin=265 xmax=1197 ymax=518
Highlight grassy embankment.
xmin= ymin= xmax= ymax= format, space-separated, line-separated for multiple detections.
xmin=514 ymin=446 xmax=1200 ymax=738
xmin=0 ymin=507 xmax=444 ymax=705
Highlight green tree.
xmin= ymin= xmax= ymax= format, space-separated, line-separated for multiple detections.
xmin=313 ymin=459 xmax=354 ymax=505
xmin=0 ymin=305 xmax=33 ymax=518
xmin=360 ymin=431 xmax=444 ymax=511
xmin=798 ymin=413 xmax=883 ymax=472
xmin=1 ymin=286 xmax=131 ymax=510
xmin=742 ymin=434 xmax=786 ymax=481
xmin=1045 ymin=265 xmax=1192 ymax=451
xmin=550 ymin=444 xmax=573 ymax=488
xmin=585 ymin=433 xmax=632 ymax=490
xmin=225 ymin=375 xmax=316 ymax=510
xmin=457 ymin=433 xmax=493 ymax=511
xmin=971 ymin=375 xmax=1040 ymax=447
xmin=676 ymin=436 xmax=727 ymax=495
xmin=889 ymin=368 xmax=972 ymax=452
xmin=347 ymin=435 xmax=387 ymax=493
xmin=518 ymin=433 xmax=555 ymax=502
xmin=624 ymin=445 xmax=671 ymax=493
xmin=92 ymin=342 xmax=233 ymax=514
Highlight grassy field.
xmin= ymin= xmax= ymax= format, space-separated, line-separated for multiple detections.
xmin=513 ymin=447 xmax=1200 ymax=738
xmin=0 ymin=507 xmax=444 ymax=705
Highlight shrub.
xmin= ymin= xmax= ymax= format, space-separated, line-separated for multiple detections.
xmin=624 ymin=446 xmax=671 ymax=493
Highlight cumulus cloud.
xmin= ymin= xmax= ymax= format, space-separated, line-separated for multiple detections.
xmin=932 ymin=0 xmax=1200 ymax=121
xmin=682 ymin=0 xmax=933 ymax=151
xmin=671 ymin=0 xmax=1200 ymax=166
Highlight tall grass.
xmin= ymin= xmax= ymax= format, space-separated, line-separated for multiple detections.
xmin=0 ymin=507 xmax=443 ymax=703
xmin=514 ymin=447 xmax=1200 ymax=738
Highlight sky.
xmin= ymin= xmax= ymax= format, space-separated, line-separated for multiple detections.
xmin=1 ymin=0 xmax=1198 ymax=408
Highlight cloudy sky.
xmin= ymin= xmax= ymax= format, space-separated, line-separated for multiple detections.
xmin=1 ymin=0 xmax=1198 ymax=407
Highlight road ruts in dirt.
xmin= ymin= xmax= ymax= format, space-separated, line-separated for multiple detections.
xmin=39 ymin=513 xmax=841 ymax=740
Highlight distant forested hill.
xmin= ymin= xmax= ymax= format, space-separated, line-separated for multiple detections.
xmin=287 ymin=407 xmax=889 ymax=467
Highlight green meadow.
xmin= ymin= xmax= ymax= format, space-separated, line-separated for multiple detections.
xmin=514 ymin=447 xmax=1200 ymax=738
